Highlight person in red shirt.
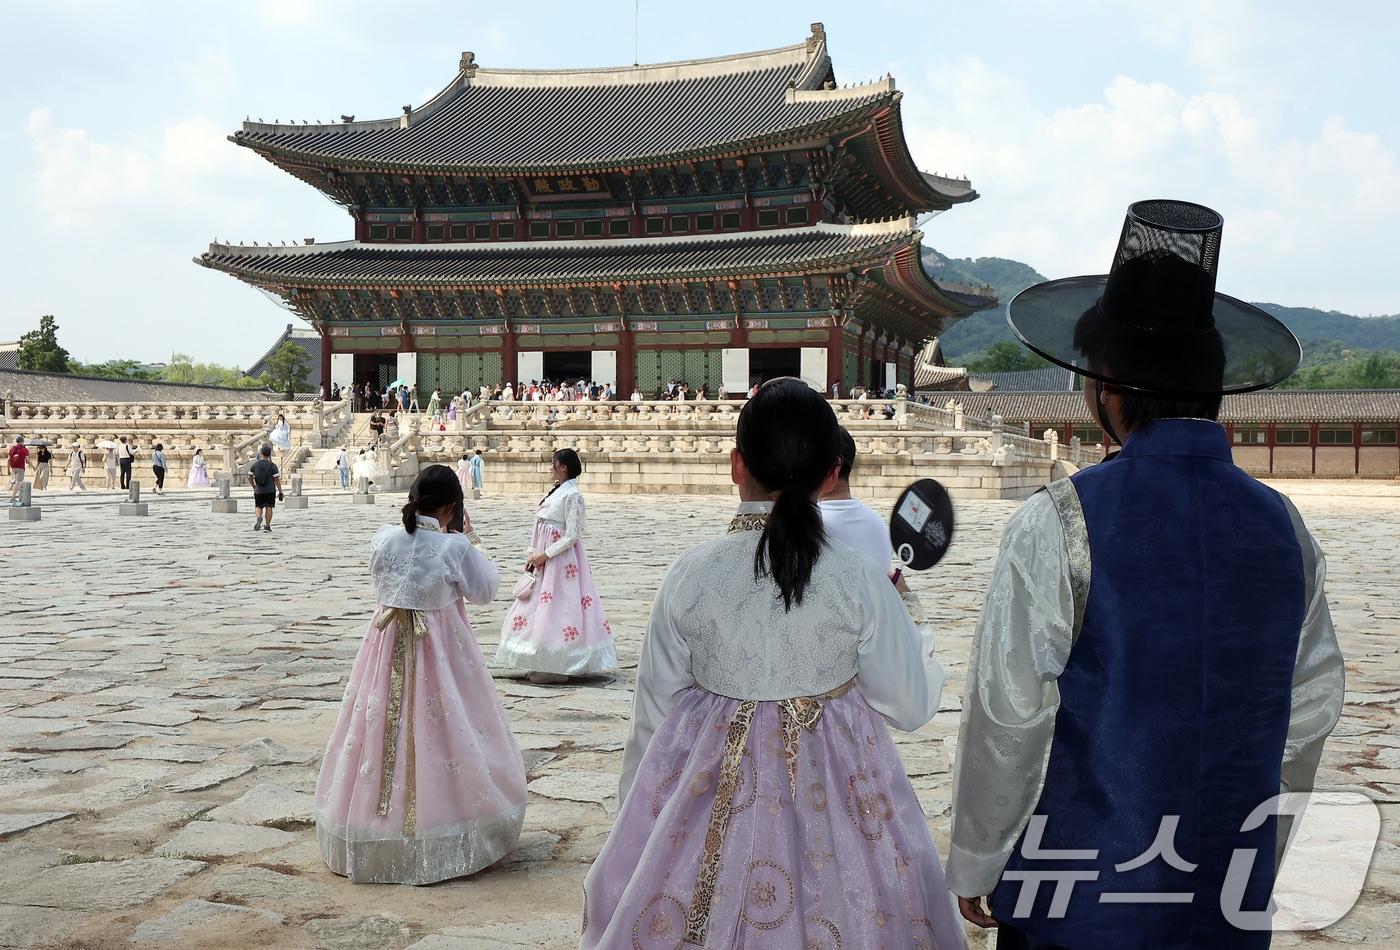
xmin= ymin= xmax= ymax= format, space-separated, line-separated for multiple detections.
xmin=8 ymin=436 xmax=29 ymax=504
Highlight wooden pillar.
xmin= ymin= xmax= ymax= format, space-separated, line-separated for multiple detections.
xmin=618 ymin=326 xmax=636 ymax=397
xmin=827 ymin=323 xmax=843 ymax=394
xmin=501 ymin=331 xmax=518 ymax=386
xmin=320 ymin=332 xmax=332 ymax=396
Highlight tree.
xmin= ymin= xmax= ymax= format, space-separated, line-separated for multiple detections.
xmin=17 ymin=315 xmax=71 ymax=373
xmin=260 ymin=342 xmax=312 ymax=397
xmin=163 ymin=352 xmax=262 ymax=388
xmin=963 ymin=341 xmax=1048 ymax=373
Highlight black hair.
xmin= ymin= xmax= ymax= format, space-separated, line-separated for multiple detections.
xmin=553 ymin=447 xmax=582 ymax=480
xmin=1073 ymin=307 xmax=1224 ymax=435
xmin=402 ymin=464 xmax=463 ymax=534
xmin=259 ymin=444 xmax=272 ymax=457
xmin=155 ymin=443 xmax=163 ymax=451
xmin=834 ymin=426 xmax=856 ymax=481
xmin=735 ymin=379 xmax=839 ymax=611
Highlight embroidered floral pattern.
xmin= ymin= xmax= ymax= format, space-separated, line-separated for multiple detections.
xmin=580 ymin=595 xmax=593 ymax=609
xmin=550 ymin=529 xmax=562 ymax=543
xmin=540 ymin=591 xmax=553 ymax=603
xmin=564 ymin=563 xmax=578 ymax=579
xmin=603 ymin=620 xmax=613 ymax=637
xmin=562 ymin=626 xmax=579 ymax=642
xmin=511 ymin=615 xmax=527 ymax=630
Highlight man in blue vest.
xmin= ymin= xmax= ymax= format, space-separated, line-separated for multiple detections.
xmin=946 ymin=200 xmax=1345 ymax=948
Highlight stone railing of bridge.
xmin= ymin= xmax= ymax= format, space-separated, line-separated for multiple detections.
xmin=323 ymin=397 xmax=1102 ymax=499
xmin=2 ymin=399 xmax=354 ymax=481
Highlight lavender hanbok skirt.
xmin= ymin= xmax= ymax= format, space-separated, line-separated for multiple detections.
xmin=315 ymin=601 xmax=526 ymax=884
xmin=582 ymin=684 xmax=965 ymax=949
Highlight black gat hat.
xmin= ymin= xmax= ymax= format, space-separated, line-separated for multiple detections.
xmin=1006 ymin=199 xmax=1302 ymax=397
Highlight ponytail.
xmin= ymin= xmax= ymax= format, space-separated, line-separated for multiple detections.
xmin=756 ymin=483 xmax=826 ymax=611
xmin=402 ymin=464 xmax=463 ymax=534
xmin=735 ymin=379 xmax=839 ymax=611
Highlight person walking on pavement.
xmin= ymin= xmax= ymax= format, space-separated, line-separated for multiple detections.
xmin=336 ymin=445 xmax=351 ymax=491
xmin=33 ymin=443 xmax=52 ymax=491
xmin=8 ymin=436 xmax=28 ymax=505
xmin=151 ymin=443 xmax=168 ymax=495
xmin=118 ymin=436 xmax=136 ymax=490
xmin=67 ymin=441 xmax=87 ymax=491
xmin=249 ymin=444 xmax=284 ymax=533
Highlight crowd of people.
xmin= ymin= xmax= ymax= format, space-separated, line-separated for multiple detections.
xmin=304 ymin=200 xmax=1346 ymax=949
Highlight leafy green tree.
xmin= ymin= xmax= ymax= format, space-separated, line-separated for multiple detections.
xmin=163 ymin=352 xmax=262 ymax=388
xmin=259 ymin=342 xmax=312 ymax=397
xmin=17 ymin=315 xmax=71 ymax=372
xmin=70 ymin=359 xmax=156 ymax=380
xmin=963 ymin=341 xmax=1048 ymax=373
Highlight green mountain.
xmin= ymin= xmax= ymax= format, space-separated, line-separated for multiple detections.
xmin=923 ymin=246 xmax=1400 ymax=364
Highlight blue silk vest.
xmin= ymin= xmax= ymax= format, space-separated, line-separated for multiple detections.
xmin=989 ymin=420 xmax=1306 ymax=948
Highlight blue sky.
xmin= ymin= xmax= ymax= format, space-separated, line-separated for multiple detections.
xmin=2 ymin=0 xmax=1397 ymax=366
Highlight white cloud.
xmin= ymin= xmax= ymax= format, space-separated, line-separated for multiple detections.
xmin=904 ymin=56 xmax=1400 ymax=313
xmin=179 ymin=50 xmax=237 ymax=100
xmin=27 ymin=109 xmax=266 ymax=232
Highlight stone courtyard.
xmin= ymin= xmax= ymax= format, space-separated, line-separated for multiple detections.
xmin=0 ymin=480 xmax=1396 ymax=948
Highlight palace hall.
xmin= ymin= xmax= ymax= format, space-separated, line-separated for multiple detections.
xmin=197 ymin=23 xmax=994 ymax=397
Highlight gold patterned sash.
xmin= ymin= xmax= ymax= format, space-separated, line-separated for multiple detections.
xmin=683 ymin=679 xmax=854 ymax=946
xmin=372 ymin=606 xmax=430 ymax=835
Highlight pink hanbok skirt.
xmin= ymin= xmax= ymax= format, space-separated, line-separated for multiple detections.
xmin=315 ymin=601 xmax=526 ymax=884
xmin=187 ymin=466 xmax=209 ymax=487
xmin=581 ymin=685 xmax=966 ymax=949
xmin=495 ymin=520 xmax=618 ymax=675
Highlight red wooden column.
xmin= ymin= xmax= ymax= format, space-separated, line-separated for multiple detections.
xmin=319 ymin=332 xmax=332 ymax=396
xmin=501 ymin=331 xmax=518 ymax=386
xmin=617 ymin=325 xmax=636 ymax=396
xmin=827 ymin=323 xmax=843 ymax=394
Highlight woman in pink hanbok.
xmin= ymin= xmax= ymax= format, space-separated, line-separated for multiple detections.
xmin=581 ymin=380 xmax=964 ymax=949
xmin=315 ymin=465 xmax=525 ymax=884
xmin=496 ymin=448 xmax=618 ymax=681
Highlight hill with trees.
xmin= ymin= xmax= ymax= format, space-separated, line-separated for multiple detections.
xmin=923 ymin=248 xmax=1400 ymax=388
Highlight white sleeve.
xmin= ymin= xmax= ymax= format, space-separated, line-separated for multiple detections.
xmin=854 ymin=559 xmax=945 ymax=732
xmin=946 ymin=491 xmax=1076 ymax=899
xmin=545 ymin=492 xmax=585 ymax=559
xmin=450 ymin=537 xmax=501 ymax=605
xmin=619 ymin=562 xmax=693 ymax=806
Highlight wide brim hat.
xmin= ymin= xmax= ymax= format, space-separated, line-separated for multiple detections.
xmin=1006 ymin=199 xmax=1302 ymax=396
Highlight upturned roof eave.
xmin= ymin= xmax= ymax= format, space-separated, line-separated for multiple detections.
xmin=229 ymin=98 xmax=894 ymax=179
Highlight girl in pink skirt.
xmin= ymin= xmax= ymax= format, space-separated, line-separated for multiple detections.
xmin=581 ymin=380 xmax=964 ymax=949
xmin=496 ymin=448 xmax=618 ymax=681
xmin=315 ymin=464 xmax=525 ymax=884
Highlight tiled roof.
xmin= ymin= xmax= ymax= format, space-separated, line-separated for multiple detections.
xmin=198 ymin=222 xmax=927 ymax=288
xmin=0 ymin=368 xmax=274 ymax=403
xmin=914 ymin=365 xmax=968 ymax=389
xmin=0 ymin=344 xmax=17 ymax=372
xmin=233 ymin=33 xmax=902 ymax=173
xmin=971 ymin=365 xmax=1078 ymax=392
xmin=247 ymin=325 xmax=322 ymax=389
xmin=943 ymin=390 xmax=1400 ymax=425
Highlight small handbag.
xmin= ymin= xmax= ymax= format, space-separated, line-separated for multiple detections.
xmin=511 ymin=571 xmax=536 ymax=601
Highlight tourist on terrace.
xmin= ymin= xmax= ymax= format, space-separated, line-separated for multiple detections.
xmin=269 ymin=414 xmax=293 ymax=455
xmin=67 ymin=441 xmax=86 ymax=492
xmin=187 ymin=448 xmax=209 ymax=488
xmin=469 ymin=449 xmax=484 ymax=496
xmin=313 ymin=464 xmax=524 ymax=884
xmin=426 ymin=388 xmax=441 ymax=422
xmin=456 ymin=453 xmax=472 ymax=495
xmin=496 ymin=447 xmax=617 ymax=683
xmin=947 ymin=199 xmax=1344 ymax=948
xmin=33 ymin=442 xmax=51 ymax=491
xmin=408 ymin=385 xmax=420 ymax=413
xmin=151 ymin=443 xmax=167 ymax=495
xmin=117 ymin=436 xmax=136 ymax=490
xmin=335 ymin=446 xmax=351 ymax=491
xmin=8 ymin=435 xmax=28 ymax=504
xmin=368 ymin=410 xmax=385 ymax=447
xmin=629 ymin=387 xmax=642 ymax=401
xmin=384 ymin=411 xmax=400 ymax=442
xmin=582 ymin=379 xmax=959 ymax=949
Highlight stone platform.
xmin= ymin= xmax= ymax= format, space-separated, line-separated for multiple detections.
xmin=0 ymin=482 xmax=1395 ymax=947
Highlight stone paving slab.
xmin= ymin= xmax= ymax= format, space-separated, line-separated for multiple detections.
xmin=0 ymin=481 xmax=1395 ymax=946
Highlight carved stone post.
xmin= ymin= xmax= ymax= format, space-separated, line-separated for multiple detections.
xmin=353 ymin=475 xmax=376 ymax=505
xmin=120 ymin=480 xmax=149 ymax=516
xmin=211 ymin=473 xmax=238 ymax=513
xmin=284 ymin=473 xmax=309 ymax=509
xmin=8 ymin=481 xmax=39 ymax=522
